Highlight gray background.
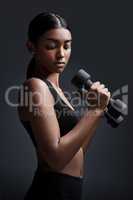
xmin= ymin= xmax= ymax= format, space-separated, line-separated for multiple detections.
xmin=0 ymin=1 xmax=132 ymax=200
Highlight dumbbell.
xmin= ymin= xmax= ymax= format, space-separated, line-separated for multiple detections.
xmin=71 ymin=69 xmax=127 ymax=128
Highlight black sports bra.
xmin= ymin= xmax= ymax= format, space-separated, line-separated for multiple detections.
xmin=20 ymin=79 xmax=81 ymax=147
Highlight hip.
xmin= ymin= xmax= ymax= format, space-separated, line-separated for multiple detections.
xmin=24 ymin=167 xmax=83 ymax=200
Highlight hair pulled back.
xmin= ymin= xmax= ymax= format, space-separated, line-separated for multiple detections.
xmin=26 ymin=12 xmax=69 ymax=79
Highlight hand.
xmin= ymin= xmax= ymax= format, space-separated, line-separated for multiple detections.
xmin=86 ymin=81 xmax=111 ymax=111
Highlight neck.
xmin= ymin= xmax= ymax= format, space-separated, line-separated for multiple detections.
xmin=47 ymin=74 xmax=60 ymax=88
xmin=33 ymin=59 xmax=61 ymax=88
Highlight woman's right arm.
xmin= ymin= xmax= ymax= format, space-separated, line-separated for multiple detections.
xmin=24 ymin=78 xmax=110 ymax=171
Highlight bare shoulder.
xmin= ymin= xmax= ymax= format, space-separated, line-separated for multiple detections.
xmin=23 ymin=77 xmax=48 ymax=91
xmin=18 ymin=78 xmax=54 ymax=121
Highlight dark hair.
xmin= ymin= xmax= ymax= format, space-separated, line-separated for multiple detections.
xmin=26 ymin=12 xmax=69 ymax=79
xmin=28 ymin=12 xmax=69 ymax=44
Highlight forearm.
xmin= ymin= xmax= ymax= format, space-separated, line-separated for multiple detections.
xmin=55 ymin=109 xmax=103 ymax=170
xmin=81 ymin=115 xmax=102 ymax=155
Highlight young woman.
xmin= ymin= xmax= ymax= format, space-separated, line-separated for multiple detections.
xmin=17 ymin=12 xmax=110 ymax=200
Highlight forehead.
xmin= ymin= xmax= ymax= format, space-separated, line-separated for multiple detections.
xmin=40 ymin=28 xmax=72 ymax=42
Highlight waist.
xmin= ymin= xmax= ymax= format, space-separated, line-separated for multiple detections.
xmin=35 ymin=166 xmax=83 ymax=183
xmin=37 ymin=148 xmax=84 ymax=178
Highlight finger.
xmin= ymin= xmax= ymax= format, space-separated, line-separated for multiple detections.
xmin=97 ymin=88 xmax=108 ymax=94
xmin=107 ymin=91 xmax=111 ymax=98
xmin=91 ymin=81 xmax=101 ymax=90
xmin=102 ymin=88 xmax=109 ymax=92
xmin=99 ymin=84 xmax=105 ymax=89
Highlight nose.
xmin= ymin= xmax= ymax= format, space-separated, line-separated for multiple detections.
xmin=56 ymin=47 xmax=65 ymax=59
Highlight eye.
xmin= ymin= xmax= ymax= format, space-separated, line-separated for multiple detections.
xmin=45 ymin=42 xmax=57 ymax=50
xmin=64 ymin=43 xmax=71 ymax=50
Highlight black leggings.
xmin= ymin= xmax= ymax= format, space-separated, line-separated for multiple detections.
xmin=24 ymin=168 xmax=83 ymax=200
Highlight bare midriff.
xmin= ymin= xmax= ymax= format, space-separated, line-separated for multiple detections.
xmin=37 ymin=147 xmax=84 ymax=178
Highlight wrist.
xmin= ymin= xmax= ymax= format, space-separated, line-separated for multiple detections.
xmin=85 ymin=108 xmax=105 ymax=118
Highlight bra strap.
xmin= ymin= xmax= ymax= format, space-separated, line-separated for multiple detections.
xmin=44 ymin=79 xmax=58 ymax=103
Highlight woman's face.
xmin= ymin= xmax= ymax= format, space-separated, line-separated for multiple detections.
xmin=33 ymin=28 xmax=72 ymax=74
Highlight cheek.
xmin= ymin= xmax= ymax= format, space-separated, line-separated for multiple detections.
xmin=46 ymin=52 xmax=55 ymax=60
xmin=39 ymin=50 xmax=55 ymax=62
xmin=65 ymin=51 xmax=71 ymax=60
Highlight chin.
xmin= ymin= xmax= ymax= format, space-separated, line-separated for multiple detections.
xmin=56 ymin=66 xmax=65 ymax=73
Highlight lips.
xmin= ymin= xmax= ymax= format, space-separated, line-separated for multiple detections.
xmin=54 ymin=62 xmax=65 ymax=66
xmin=55 ymin=61 xmax=65 ymax=64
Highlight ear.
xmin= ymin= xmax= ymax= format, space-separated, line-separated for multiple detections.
xmin=26 ymin=40 xmax=36 ymax=53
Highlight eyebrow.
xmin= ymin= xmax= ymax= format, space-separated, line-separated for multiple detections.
xmin=46 ymin=38 xmax=72 ymax=43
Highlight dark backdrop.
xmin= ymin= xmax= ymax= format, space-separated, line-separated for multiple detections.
xmin=0 ymin=1 xmax=132 ymax=200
